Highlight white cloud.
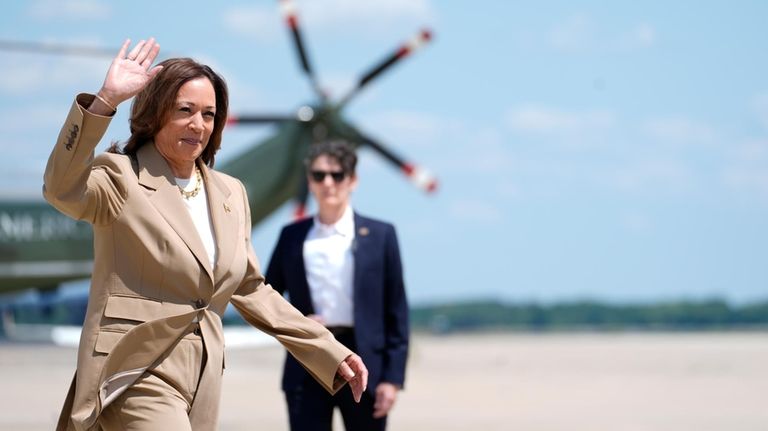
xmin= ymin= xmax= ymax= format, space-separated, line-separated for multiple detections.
xmin=632 ymin=23 xmax=656 ymax=48
xmin=505 ymin=105 xmax=615 ymax=134
xmin=550 ymin=13 xmax=595 ymax=53
xmin=611 ymin=160 xmax=694 ymax=194
xmin=728 ymin=139 xmax=768 ymax=163
xmin=449 ymin=199 xmax=503 ymax=224
xmin=722 ymin=167 xmax=768 ymax=197
xmin=1 ymin=60 xmax=46 ymax=94
xmin=549 ymin=14 xmax=656 ymax=53
xmin=752 ymin=93 xmax=768 ymax=130
xmin=222 ymin=5 xmax=281 ymax=41
xmin=620 ymin=211 xmax=653 ymax=234
xmin=459 ymin=127 xmax=515 ymax=173
xmin=0 ymin=55 xmax=107 ymax=94
xmin=364 ymin=110 xmax=453 ymax=148
xmin=0 ymin=105 xmax=63 ymax=133
xmin=721 ymin=138 xmax=768 ymax=197
xmin=27 ymin=0 xmax=111 ymax=20
xmin=224 ymin=0 xmax=436 ymax=41
xmin=497 ymin=181 xmax=522 ymax=199
xmin=428 ymin=125 xmax=518 ymax=177
xmin=299 ymin=0 xmax=435 ymax=29
xmin=316 ymin=72 xmax=358 ymax=101
xmin=643 ymin=116 xmax=715 ymax=145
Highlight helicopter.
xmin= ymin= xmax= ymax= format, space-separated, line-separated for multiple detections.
xmin=0 ymin=0 xmax=437 ymax=296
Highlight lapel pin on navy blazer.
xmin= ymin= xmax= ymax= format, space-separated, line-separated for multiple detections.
xmin=353 ymin=226 xmax=369 ymax=251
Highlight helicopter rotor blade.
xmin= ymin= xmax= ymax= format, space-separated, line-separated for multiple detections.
xmin=279 ymin=0 xmax=324 ymax=99
xmin=292 ymin=177 xmax=310 ymax=220
xmin=358 ymin=133 xmax=438 ymax=194
xmin=227 ymin=114 xmax=300 ymax=126
xmin=337 ymin=28 xmax=433 ymax=109
xmin=227 ymin=104 xmax=317 ymax=126
xmin=0 ymin=39 xmax=117 ymax=58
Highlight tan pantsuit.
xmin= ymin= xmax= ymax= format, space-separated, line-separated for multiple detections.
xmin=45 ymin=94 xmax=353 ymax=431
xmin=99 ymin=327 xmax=205 ymax=430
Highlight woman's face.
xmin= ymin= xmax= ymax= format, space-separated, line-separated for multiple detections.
xmin=154 ymin=77 xmax=216 ymax=176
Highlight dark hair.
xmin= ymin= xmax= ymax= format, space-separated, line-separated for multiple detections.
xmin=107 ymin=57 xmax=229 ymax=167
xmin=304 ymin=140 xmax=358 ymax=175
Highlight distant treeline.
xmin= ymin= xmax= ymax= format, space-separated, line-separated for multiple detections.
xmin=410 ymin=299 xmax=768 ymax=333
xmin=3 ymin=296 xmax=768 ymax=333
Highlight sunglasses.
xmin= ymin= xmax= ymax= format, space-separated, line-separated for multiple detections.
xmin=310 ymin=170 xmax=347 ymax=183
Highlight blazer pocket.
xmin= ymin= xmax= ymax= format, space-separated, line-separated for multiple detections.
xmin=103 ymin=294 xmax=196 ymax=322
xmin=104 ymin=294 xmax=163 ymax=323
xmin=94 ymin=328 xmax=126 ymax=354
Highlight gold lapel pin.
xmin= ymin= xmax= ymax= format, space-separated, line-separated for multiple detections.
xmin=223 ymin=203 xmax=231 ymax=213
xmin=358 ymin=227 xmax=369 ymax=236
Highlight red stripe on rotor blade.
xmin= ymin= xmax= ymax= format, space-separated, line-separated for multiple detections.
xmin=293 ymin=203 xmax=307 ymax=220
xmin=401 ymin=163 xmax=415 ymax=176
xmin=286 ymin=15 xmax=298 ymax=29
xmin=280 ymin=0 xmax=298 ymax=27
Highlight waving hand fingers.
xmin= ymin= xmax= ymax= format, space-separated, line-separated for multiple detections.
xmin=98 ymin=37 xmax=163 ymax=108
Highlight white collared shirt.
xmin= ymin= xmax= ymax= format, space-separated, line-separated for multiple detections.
xmin=303 ymin=206 xmax=355 ymax=327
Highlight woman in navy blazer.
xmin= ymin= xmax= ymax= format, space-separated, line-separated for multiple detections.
xmin=266 ymin=140 xmax=409 ymax=430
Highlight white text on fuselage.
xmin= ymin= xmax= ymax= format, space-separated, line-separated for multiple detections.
xmin=0 ymin=211 xmax=90 ymax=242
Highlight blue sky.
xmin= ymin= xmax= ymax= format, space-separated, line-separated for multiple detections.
xmin=2 ymin=0 xmax=768 ymax=305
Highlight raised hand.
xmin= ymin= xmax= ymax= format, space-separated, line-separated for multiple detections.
xmin=97 ymin=38 xmax=163 ymax=109
xmin=337 ymin=354 xmax=368 ymax=403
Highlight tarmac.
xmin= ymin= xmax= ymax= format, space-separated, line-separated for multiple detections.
xmin=1 ymin=331 xmax=767 ymax=430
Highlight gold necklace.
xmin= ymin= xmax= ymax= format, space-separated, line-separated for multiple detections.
xmin=179 ymin=167 xmax=202 ymax=199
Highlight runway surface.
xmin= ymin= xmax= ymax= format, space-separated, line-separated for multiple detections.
xmin=1 ymin=332 xmax=766 ymax=430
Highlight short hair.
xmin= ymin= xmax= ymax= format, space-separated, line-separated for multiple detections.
xmin=304 ymin=140 xmax=358 ymax=175
xmin=108 ymin=57 xmax=229 ymax=167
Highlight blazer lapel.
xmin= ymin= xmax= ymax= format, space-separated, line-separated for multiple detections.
xmin=352 ymin=212 xmax=370 ymax=301
xmin=293 ymin=219 xmax=314 ymax=313
xmin=136 ymin=144 xmax=214 ymax=284
xmin=200 ymin=165 xmax=237 ymax=286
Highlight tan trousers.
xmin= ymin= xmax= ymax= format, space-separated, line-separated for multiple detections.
xmin=99 ymin=332 xmax=205 ymax=430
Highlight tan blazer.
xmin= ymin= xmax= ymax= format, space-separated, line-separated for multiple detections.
xmin=45 ymin=94 xmax=352 ymax=431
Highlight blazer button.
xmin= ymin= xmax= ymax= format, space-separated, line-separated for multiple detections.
xmin=194 ymin=299 xmax=206 ymax=309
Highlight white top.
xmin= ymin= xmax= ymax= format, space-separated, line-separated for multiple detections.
xmin=303 ymin=205 xmax=355 ymax=327
xmin=176 ymin=174 xmax=217 ymax=269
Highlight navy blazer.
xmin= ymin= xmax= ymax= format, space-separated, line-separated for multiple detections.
xmin=266 ymin=212 xmax=409 ymax=393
